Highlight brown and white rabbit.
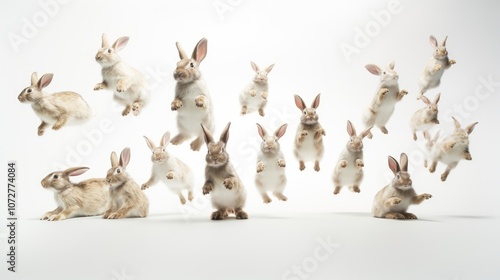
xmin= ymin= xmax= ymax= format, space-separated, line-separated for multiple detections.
xmin=410 ymin=93 xmax=441 ymax=140
xmin=240 ymin=62 xmax=275 ymax=116
xmin=362 ymin=62 xmax=407 ymax=139
xmin=141 ymin=131 xmax=194 ymax=205
xmin=170 ymin=38 xmax=215 ymax=151
xmin=18 ymin=72 xmax=92 ymax=136
xmin=418 ymin=35 xmax=456 ymax=99
xmin=428 ymin=117 xmax=478 ymax=181
xmin=94 ymin=33 xmax=149 ymax=116
xmin=255 ymin=123 xmax=288 ymax=203
xmin=293 ymin=94 xmax=325 ymax=171
xmin=332 ymin=121 xmax=372 ymax=195
xmin=372 ymin=153 xmax=432 ymax=219
xmin=40 ymin=167 xmax=109 ymax=221
xmin=423 ymin=130 xmax=440 ymax=168
xmin=201 ymin=123 xmax=248 ymax=220
xmin=104 ymin=147 xmax=149 ymax=219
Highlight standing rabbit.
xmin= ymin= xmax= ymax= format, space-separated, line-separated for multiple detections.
xmin=94 ymin=33 xmax=149 ymax=116
xmin=255 ymin=123 xmax=288 ymax=203
xmin=104 ymin=147 xmax=149 ymax=219
xmin=333 ymin=121 xmax=372 ymax=195
xmin=428 ymin=117 xmax=478 ymax=181
xmin=418 ymin=35 xmax=456 ymax=99
xmin=40 ymin=167 xmax=109 ymax=221
xmin=240 ymin=62 xmax=275 ymax=116
xmin=362 ymin=62 xmax=408 ymax=139
xmin=141 ymin=131 xmax=194 ymax=205
xmin=170 ymin=38 xmax=215 ymax=151
xmin=410 ymin=93 xmax=441 ymax=140
xmin=293 ymin=94 xmax=325 ymax=172
xmin=372 ymin=153 xmax=432 ymax=219
xmin=201 ymin=123 xmax=248 ymax=220
xmin=423 ymin=130 xmax=440 ymax=168
xmin=18 ymin=72 xmax=92 ymax=136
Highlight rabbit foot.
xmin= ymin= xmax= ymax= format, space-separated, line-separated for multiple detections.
xmin=463 ymin=151 xmax=472 ymax=160
xmin=299 ymin=161 xmax=306 ymax=171
xmin=122 ymin=106 xmax=131 ymax=116
xmin=356 ymin=159 xmax=364 ymax=168
xmin=141 ymin=183 xmax=149 ymax=190
xmin=249 ymin=89 xmax=257 ymax=97
xmin=258 ymin=108 xmax=265 ymax=116
xmin=449 ymin=59 xmax=456 ymax=65
xmin=107 ymin=212 xmax=125 ymax=219
xmin=223 ymin=177 xmax=236 ymax=190
xmin=202 ymin=182 xmax=214 ymax=195
xmin=277 ymin=159 xmax=286 ymax=168
xmin=380 ymin=127 xmax=388 ymax=134
xmin=441 ymin=172 xmax=449 ymax=181
xmin=166 ymin=172 xmax=174 ymax=180
xmin=188 ymin=191 xmax=194 ymax=202
xmin=261 ymin=91 xmax=268 ymax=99
xmin=240 ymin=106 xmax=248 ymax=115
xmin=195 ymin=95 xmax=206 ymax=108
xmin=350 ymin=186 xmax=360 ymax=193
xmin=47 ymin=214 xmax=64 ymax=221
xmin=235 ymin=210 xmax=248 ymax=220
xmin=116 ymin=81 xmax=128 ymax=92
xmin=38 ymin=122 xmax=48 ymax=136
xmin=378 ymin=88 xmax=389 ymax=100
xmin=402 ymin=213 xmax=418 ymax=219
xmin=256 ymin=162 xmax=265 ymax=173
xmin=384 ymin=212 xmax=406 ymax=219
xmin=315 ymin=128 xmax=326 ymax=139
xmin=274 ymin=192 xmax=287 ymax=201
xmin=179 ymin=195 xmax=186 ymax=205
xmin=339 ymin=160 xmax=348 ymax=168
xmin=52 ymin=117 xmax=67 ymax=130
xmin=171 ymin=133 xmax=188 ymax=145
xmin=211 ymin=210 xmax=226 ymax=220
xmin=132 ymin=102 xmax=141 ymax=116
xmin=333 ymin=186 xmax=341 ymax=195
xmin=94 ymin=82 xmax=106 ymax=91
xmin=433 ymin=64 xmax=442 ymax=71
xmin=171 ymin=99 xmax=183 ymax=111
xmin=262 ymin=194 xmax=272 ymax=204
xmin=314 ymin=161 xmax=320 ymax=172
xmin=190 ymin=137 xmax=203 ymax=151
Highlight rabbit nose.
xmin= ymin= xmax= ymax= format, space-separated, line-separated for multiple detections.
xmin=174 ymin=69 xmax=187 ymax=80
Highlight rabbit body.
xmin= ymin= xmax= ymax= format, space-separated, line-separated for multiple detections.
xmin=240 ymin=62 xmax=274 ymax=116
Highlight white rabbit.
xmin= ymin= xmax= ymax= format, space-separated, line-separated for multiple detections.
xmin=255 ymin=123 xmax=288 ymax=203
xmin=170 ymin=38 xmax=215 ymax=151
xmin=423 ymin=130 xmax=440 ymax=168
xmin=410 ymin=93 xmax=441 ymax=140
xmin=372 ymin=153 xmax=432 ymax=219
xmin=428 ymin=117 xmax=478 ymax=181
xmin=362 ymin=61 xmax=408 ymax=139
xmin=18 ymin=72 xmax=92 ymax=136
xmin=332 ymin=121 xmax=372 ymax=195
xmin=141 ymin=131 xmax=195 ymax=205
xmin=94 ymin=33 xmax=149 ymax=116
xmin=40 ymin=167 xmax=109 ymax=221
xmin=293 ymin=94 xmax=325 ymax=172
xmin=240 ymin=62 xmax=275 ymax=116
xmin=418 ymin=35 xmax=456 ymax=99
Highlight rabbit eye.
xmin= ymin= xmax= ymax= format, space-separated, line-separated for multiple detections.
xmin=383 ymin=71 xmax=386 ymax=75
xmin=396 ymin=174 xmax=400 ymax=179
xmin=303 ymin=111 xmax=306 ymax=115
xmin=27 ymin=88 xmax=32 ymax=93
xmin=53 ymin=175 xmax=59 ymax=179
xmin=107 ymin=49 xmax=112 ymax=53
xmin=116 ymin=169 xmax=121 ymax=174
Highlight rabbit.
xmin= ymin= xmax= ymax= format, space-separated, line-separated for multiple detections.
xmin=362 ymin=61 xmax=408 ymax=139
xmin=372 ymin=153 xmax=432 ymax=219
xmin=94 ymin=33 xmax=149 ymax=117
xmin=428 ymin=117 xmax=478 ymax=181
xmin=104 ymin=147 xmax=149 ymax=219
xmin=418 ymin=35 xmax=456 ymax=99
xmin=240 ymin=62 xmax=275 ymax=116
xmin=293 ymin=94 xmax=325 ymax=172
xmin=40 ymin=167 xmax=109 ymax=221
xmin=141 ymin=131 xmax=195 ymax=205
xmin=18 ymin=72 xmax=92 ymax=136
xmin=423 ymin=130 xmax=440 ymax=168
xmin=332 ymin=121 xmax=372 ymax=195
xmin=410 ymin=93 xmax=441 ymax=140
xmin=255 ymin=123 xmax=288 ymax=203
xmin=170 ymin=38 xmax=215 ymax=151
xmin=201 ymin=122 xmax=248 ymax=220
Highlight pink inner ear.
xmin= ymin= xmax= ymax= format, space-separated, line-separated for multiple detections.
xmin=365 ymin=65 xmax=381 ymax=75
xmin=256 ymin=124 xmax=266 ymax=138
xmin=68 ymin=168 xmax=89 ymax=177
xmin=388 ymin=156 xmax=400 ymax=173
xmin=294 ymin=95 xmax=305 ymax=110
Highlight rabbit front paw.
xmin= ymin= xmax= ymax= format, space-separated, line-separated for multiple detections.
xmin=94 ymin=82 xmax=106 ymax=91
xmin=298 ymin=131 xmax=308 ymax=142
xmin=433 ymin=64 xmax=442 ymax=71
xmin=171 ymin=99 xmax=183 ymax=111
xmin=356 ymin=159 xmax=364 ymax=168
xmin=390 ymin=197 xmax=402 ymax=206
xmin=223 ymin=178 xmax=236 ymax=190
xmin=315 ymin=128 xmax=325 ymax=139
xmin=257 ymin=162 xmax=266 ymax=173
xmin=277 ymin=159 xmax=286 ymax=168
xmin=449 ymin=59 xmax=456 ymax=65
xmin=116 ymin=80 xmax=127 ymax=92
xmin=202 ymin=183 xmax=213 ymax=195
xmin=141 ymin=183 xmax=149 ymax=190
xmin=378 ymin=88 xmax=389 ymax=100
xmin=339 ymin=160 xmax=348 ymax=168
xmin=166 ymin=172 xmax=174 ymax=180
xmin=249 ymin=89 xmax=257 ymax=97
xmin=261 ymin=91 xmax=268 ymax=99
xmin=195 ymin=95 xmax=206 ymax=108
xmin=107 ymin=212 xmax=124 ymax=219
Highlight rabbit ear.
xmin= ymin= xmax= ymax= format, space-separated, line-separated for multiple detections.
xmin=433 ymin=93 xmax=441 ymax=104
xmin=176 ymin=42 xmax=188 ymax=59
xmin=219 ymin=122 xmax=231 ymax=144
xmin=265 ymin=64 xmax=275 ymax=73
xmin=37 ymin=73 xmax=53 ymax=89
xmin=64 ymin=167 xmax=90 ymax=177
xmin=423 ymin=131 xmax=430 ymax=140
xmin=201 ymin=124 xmax=214 ymax=144
xmin=256 ymin=123 xmax=267 ymax=139
xmin=360 ymin=127 xmax=373 ymax=139
xmin=112 ymin=36 xmax=129 ymax=51
xmin=441 ymin=36 xmax=448 ymax=47
xmin=429 ymin=35 xmax=438 ymax=48
xmin=433 ymin=131 xmax=441 ymax=141
xmin=143 ymin=136 xmax=156 ymax=151
xmin=294 ymin=95 xmax=306 ymax=110
xmin=274 ymin=124 xmax=288 ymax=139
xmin=400 ymin=153 xmax=408 ymax=172
xmin=311 ymin=93 xmax=321 ymax=109
xmin=365 ymin=64 xmax=382 ymax=76
xmin=101 ymin=33 xmax=109 ymax=48
xmin=346 ymin=120 xmax=356 ymax=137
xmin=192 ymin=38 xmax=207 ymax=64
xmin=421 ymin=95 xmax=431 ymax=106
xmin=161 ymin=132 xmax=171 ymax=147
xmin=119 ymin=147 xmax=131 ymax=168
xmin=250 ymin=61 xmax=259 ymax=72
xmin=389 ymin=61 xmax=395 ymax=70
xmin=452 ymin=116 xmax=461 ymax=129
xmin=388 ymin=156 xmax=400 ymax=175
xmin=31 ymin=72 xmax=38 ymax=86
xmin=110 ymin=151 xmax=119 ymax=167
xmin=465 ymin=122 xmax=478 ymax=135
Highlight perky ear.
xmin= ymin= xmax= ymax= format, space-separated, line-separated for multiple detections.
xmin=433 ymin=93 xmax=441 ymax=104
xmin=400 ymin=153 xmax=408 ymax=172
xmin=346 ymin=120 xmax=356 ymax=137
xmin=265 ymin=63 xmax=275 ymax=73
xmin=37 ymin=73 xmax=53 ymax=89
xmin=161 ymin=131 xmax=171 ymax=147
xmin=201 ymin=124 xmax=214 ymax=144
xmin=119 ymin=147 xmax=131 ymax=168
xmin=388 ymin=61 xmax=395 ymax=70
xmin=192 ymin=38 xmax=207 ymax=64
xmin=311 ymin=93 xmax=321 ymax=109
xmin=112 ymin=36 xmax=129 ymax=52
xmin=250 ymin=61 xmax=259 ymax=72
xmin=421 ymin=95 xmax=431 ymax=106
xmin=294 ymin=95 xmax=306 ymax=110
xmin=465 ymin=122 xmax=478 ymax=135
xmin=423 ymin=131 xmax=430 ymax=141
xmin=441 ymin=36 xmax=448 ymax=47
xmin=31 ymin=72 xmax=38 ymax=86
xmin=365 ymin=64 xmax=382 ymax=76
xmin=64 ymin=167 xmax=90 ymax=177
xmin=101 ymin=33 xmax=109 ymax=48
xmin=176 ymin=42 xmax=188 ymax=59
xmin=256 ymin=123 xmax=267 ymax=139
xmin=429 ymin=35 xmax=438 ymax=48
xmin=452 ymin=116 xmax=461 ymax=129
xmin=388 ymin=155 xmax=400 ymax=175
xmin=274 ymin=124 xmax=288 ymax=139
xmin=360 ymin=127 xmax=372 ymax=139
xmin=219 ymin=122 xmax=231 ymax=144
xmin=110 ymin=151 xmax=119 ymax=167
xmin=143 ymin=136 xmax=156 ymax=152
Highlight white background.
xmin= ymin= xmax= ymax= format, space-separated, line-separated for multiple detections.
xmin=1 ymin=0 xmax=499 ymax=279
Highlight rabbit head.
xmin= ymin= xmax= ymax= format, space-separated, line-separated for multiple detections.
xmin=201 ymin=122 xmax=231 ymax=168
xmin=423 ymin=130 xmax=440 ymax=151
xmin=430 ymin=35 xmax=449 ymax=60
xmin=95 ymin=33 xmax=129 ymax=67
xmin=388 ymin=153 xmax=412 ymax=191
xmin=345 ymin=120 xmax=371 ymax=153
xmin=365 ymin=61 xmax=399 ymax=86
xmin=41 ymin=167 xmax=90 ymax=192
xmin=106 ymin=148 xmax=131 ymax=187
xmin=421 ymin=93 xmax=441 ymax=124
xmin=173 ymin=38 xmax=207 ymax=84
xmin=144 ymin=132 xmax=171 ymax=163
xmin=251 ymin=62 xmax=274 ymax=84
xmin=294 ymin=94 xmax=321 ymax=125
xmin=18 ymin=72 xmax=52 ymax=103
xmin=451 ymin=117 xmax=478 ymax=160
xmin=257 ymin=123 xmax=287 ymax=154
